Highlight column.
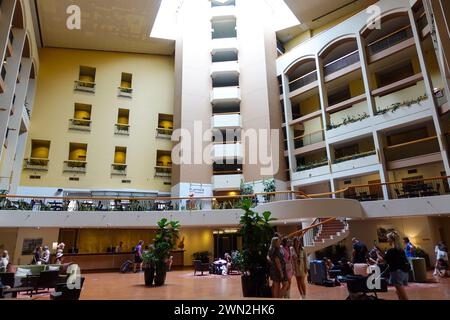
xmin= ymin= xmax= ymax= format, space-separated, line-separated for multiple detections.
xmin=356 ymin=34 xmax=390 ymax=198
xmin=281 ymin=74 xmax=297 ymax=177
xmin=408 ymin=7 xmax=450 ymax=176
xmin=0 ymin=27 xmax=26 ymax=161
xmin=315 ymin=55 xmax=334 ymax=196
xmin=0 ymin=58 xmax=31 ymax=190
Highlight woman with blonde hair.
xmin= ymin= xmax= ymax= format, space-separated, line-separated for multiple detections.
xmin=383 ymin=231 xmax=409 ymax=300
xmin=291 ymin=237 xmax=308 ymax=299
xmin=267 ymin=237 xmax=288 ymax=298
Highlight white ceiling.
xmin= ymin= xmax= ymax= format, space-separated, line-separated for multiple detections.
xmin=34 ymin=0 xmax=175 ymax=55
xmin=281 ymin=0 xmax=376 ymax=37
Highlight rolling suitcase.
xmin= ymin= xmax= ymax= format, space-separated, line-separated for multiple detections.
xmin=309 ymin=260 xmax=327 ymax=285
xmin=120 ymin=260 xmax=133 ymax=273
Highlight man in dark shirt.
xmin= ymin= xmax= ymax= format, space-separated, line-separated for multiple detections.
xmin=352 ymin=237 xmax=368 ymax=263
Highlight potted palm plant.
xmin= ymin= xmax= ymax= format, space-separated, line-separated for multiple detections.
xmin=153 ymin=218 xmax=180 ymax=286
xmin=238 ymin=198 xmax=276 ymax=297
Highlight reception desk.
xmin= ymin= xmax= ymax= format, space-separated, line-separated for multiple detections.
xmin=62 ymin=250 xmax=185 ymax=271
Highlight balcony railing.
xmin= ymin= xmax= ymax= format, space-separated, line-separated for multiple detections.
xmin=118 ymin=87 xmax=133 ymax=98
xmin=333 ymin=150 xmax=376 ymax=164
xmin=289 ymin=70 xmax=317 ymax=92
xmin=323 ymin=50 xmax=360 ymax=76
xmin=155 ymin=166 xmax=172 ymax=178
xmin=23 ymin=158 xmax=49 ymax=171
xmin=156 ymin=127 xmax=173 ymax=139
xmin=115 ymin=123 xmax=130 ymax=135
xmin=384 ymin=136 xmax=440 ymax=162
xmin=293 ymin=130 xmax=325 ymax=149
xmin=0 ymin=190 xmax=311 ymax=212
xmin=212 ymin=112 xmax=241 ymax=128
xmin=212 ymin=173 xmax=243 ymax=190
xmin=211 ymin=86 xmax=241 ymax=104
xmin=64 ymin=160 xmax=87 ymax=173
xmin=297 ymin=159 xmax=329 ymax=172
xmin=367 ymin=26 xmax=413 ymax=55
xmin=111 ymin=164 xmax=127 ymax=176
xmin=340 ymin=176 xmax=450 ymax=201
xmin=69 ymin=119 xmax=91 ymax=131
xmin=74 ymin=80 xmax=96 ymax=93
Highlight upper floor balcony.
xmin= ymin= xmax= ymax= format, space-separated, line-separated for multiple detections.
xmin=212 ymin=142 xmax=243 ymax=161
xmin=69 ymin=119 xmax=91 ymax=131
xmin=211 ymin=37 xmax=239 ymax=55
xmin=384 ymin=135 xmax=442 ymax=170
xmin=321 ymin=38 xmax=360 ymax=84
xmin=111 ymin=163 xmax=127 ymax=176
xmin=211 ymin=86 xmax=241 ymax=105
xmin=363 ymin=13 xmax=415 ymax=64
xmin=332 ymin=150 xmax=378 ymax=173
xmin=23 ymin=158 xmax=49 ymax=171
xmin=211 ymin=61 xmax=239 ymax=78
xmin=74 ymin=66 xmax=96 ymax=93
xmin=63 ymin=160 xmax=87 ymax=173
xmin=211 ymin=2 xmax=236 ymax=20
xmin=155 ymin=165 xmax=172 ymax=178
xmin=212 ymin=112 xmax=241 ymax=129
xmin=285 ymin=58 xmax=318 ymax=97
xmin=74 ymin=80 xmax=96 ymax=93
xmin=293 ymin=130 xmax=325 ymax=154
xmin=212 ymin=173 xmax=243 ymax=191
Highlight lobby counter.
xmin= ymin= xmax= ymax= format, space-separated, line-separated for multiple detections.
xmin=61 ymin=250 xmax=185 ymax=271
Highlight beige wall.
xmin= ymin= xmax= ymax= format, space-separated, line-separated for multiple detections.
xmin=10 ymin=227 xmax=60 ymax=265
xmin=20 ymin=48 xmax=174 ymax=192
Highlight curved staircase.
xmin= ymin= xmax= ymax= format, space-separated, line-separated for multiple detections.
xmin=288 ymin=217 xmax=350 ymax=254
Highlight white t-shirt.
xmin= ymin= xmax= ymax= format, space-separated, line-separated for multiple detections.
xmin=436 ymin=249 xmax=448 ymax=262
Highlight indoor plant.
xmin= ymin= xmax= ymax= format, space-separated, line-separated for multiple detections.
xmin=238 ymin=198 xmax=276 ymax=297
xmin=142 ymin=249 xmax=156 ymax=286
xmin=262 ymin=179 xmax=276 ymax=202
xmin=153 ymin=218 xmax=180 ymax=286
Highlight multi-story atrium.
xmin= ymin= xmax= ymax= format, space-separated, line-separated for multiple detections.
xmin=0 ymin=0 xmax=449 ymax=301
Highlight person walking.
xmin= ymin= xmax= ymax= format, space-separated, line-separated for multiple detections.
xmin=291 ymin=237 xmax=308 ymax=299
xmin=281 ymin=238 xmax=293 ymax=298
xmin=383 ymin=232 xmax=410 ymax=300
xmin=267 ymin=237 xmax=288 ymax=298
xmin=133 ymin=240 xmax=144 ymax=273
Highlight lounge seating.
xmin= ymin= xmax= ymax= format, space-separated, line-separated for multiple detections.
xmin=0 ymin=272 xmax=15 ymax=288
xmin=193 ymin=260 xmax=210 ymax=276
xmin=24 ymin=270 xmax=60 ymax=293
xmin=50 ymin=277 xmax=85 ymax=300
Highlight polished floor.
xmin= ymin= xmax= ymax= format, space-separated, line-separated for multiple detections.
xmin=22 ymin=270 xmax=450 ymax=300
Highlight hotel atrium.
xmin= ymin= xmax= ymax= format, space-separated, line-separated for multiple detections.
xmin=0 ymin=0 xmax=449 ymax=300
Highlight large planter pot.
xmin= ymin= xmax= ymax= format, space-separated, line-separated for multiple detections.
xmin=241 ymin=269 xmax=270 ymax=298
xmin=154 ymin=268 xmax=167 ymax=286
xmin=144 ymin=267 xmax=155 ymax=286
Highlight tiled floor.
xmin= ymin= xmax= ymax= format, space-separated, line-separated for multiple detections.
xmin=22 ymin=270 xmax=450 ymax=300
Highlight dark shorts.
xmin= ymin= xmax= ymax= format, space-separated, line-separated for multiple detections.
xmin=270 ymin=268 xmax=287 ymax=283
xmin=134 ymin=255 xmax=143 ymax=263
xmin=389 ymin=269 xmax=408 ymax=286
